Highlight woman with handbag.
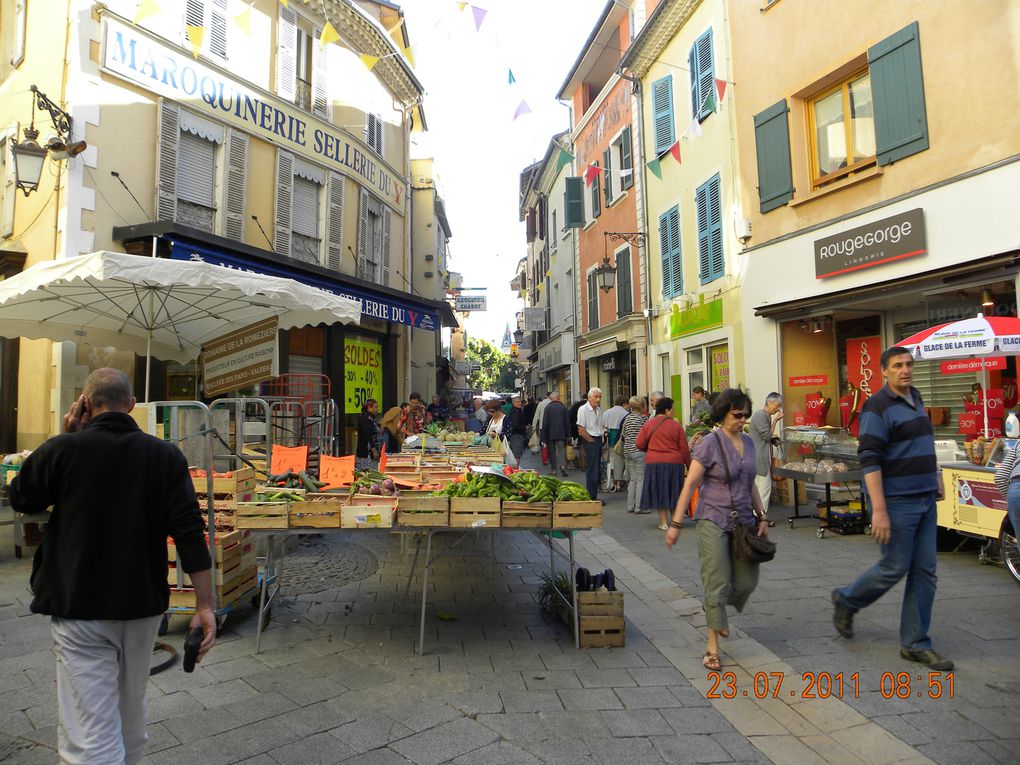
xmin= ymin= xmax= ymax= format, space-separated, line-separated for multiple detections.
xmin=666 ymin=388 xmax=772 ymax=671
xmin=636 ymin=397 xmax=691 ymax=531
xmin=620 ymin=396 xmax=649 ymax=514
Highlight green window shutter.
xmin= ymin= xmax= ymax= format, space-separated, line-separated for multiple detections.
xmin=651 ymin=76 xmax=675 ymax=155
xmin=868 ymin=21 xmax=929 ymax=166
xmin=591 ymin=164 xmax=601 ymax=218
xmin=603 ymin=147 xmax=613 ymax=205
xmin=616 ymin=247 xmax=632 ymax=316
xmin=659 ymin=209 xmax=673 ymax=299
xmin=564 ymin=177 xmax=585 ymax=228
xmin=753 ymin=99 xmax=795 ymax=213
xmin=691 ymin=30 xmax=714 ymax=121
xmin=587 ymin=271 xmax=599 ymax=331
xmin=706 ymin=174 xmax=724 ymax=282
xmin=620 ymin=126 xmax=633 ymax=189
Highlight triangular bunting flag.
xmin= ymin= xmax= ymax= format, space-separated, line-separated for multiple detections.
xmin=508 ymin=69 xmax=516 ymax=85
xmin=233 ymin=4 xmax=251 ymax=36
xmin=546 ymin=270 xmax=551 ymax=278
xmin=669 ymin=142 xmax=681 ymax=164
xmin=646 ymin=157 xmax=662 ymax=180
xmin=584 ymin=163 xmax=602 ymax=187
xmin=702 ymin=89 xmax=716 ymax=114
xmin=360 ymin=54 xmax=380 ymax=70
xmin=279 ymin=0 xmax=288 ymax=7
xmin=320 ymin=22 xmax=340 ymax=46
xmin=133 ymin=0 xmax=161 ymax=24
xmin=619 ymin=168 xmax=633 ymax=179
xmin=513 ymin=99 xmax=531 ymax=120
xmin=715 ymin=78 xmax=727 ymax=103
xmin=687 ymin=118 xmax=703 ymax=139
xmin=457 ymin=1 xmax=468 ymax=10
xmin=555 ymin=148 xmax=573 ymax=172
xmin=185 ymin=25 xmax=204 ymax=58
xmin=471 ymin=5 xmax=487 ymax=31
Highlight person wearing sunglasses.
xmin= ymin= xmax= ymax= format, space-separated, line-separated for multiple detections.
xmin=666 ymin=388 xmax=769 ymax=672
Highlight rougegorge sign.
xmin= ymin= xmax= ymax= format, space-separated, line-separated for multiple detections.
xmin=815 ymin=208 xmax=926 ymax=279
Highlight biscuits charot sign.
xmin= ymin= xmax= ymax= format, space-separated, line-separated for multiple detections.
xmin=814 ymin=208 xmax=926 ymax=279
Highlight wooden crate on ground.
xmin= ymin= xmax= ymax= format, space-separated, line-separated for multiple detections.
xmin=772 ymin=478 xmax=807 ymax=506
xmin=191 ymin=467 xmax=256 ymax=495
xmin=501 ymin=501 xmax=552 ymax=528
xmin=290 ymin=493 xmax=342 ymax=528
xmin=168 ymin=564 xmax=258 ymax=608
xmin=342 ymin=497 xmax=397 ymax=529
xmin=396 ymin=493 xmax=449 ymax=527
xmin=552 ymin=501 xmax=603 ymax=529
xmin=168 ymin=527 xmax=251 ymax=562
xmin=450 ymin=496 xmax=501 ymax=528
xmin=578 ymin=591 xmax=625 ymax=648
xmin=235 ymin=501 xmax=289 ymax=529
xmin=167 ymin=540 xmax=255 ymax=586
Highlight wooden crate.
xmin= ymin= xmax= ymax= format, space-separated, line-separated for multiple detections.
xmin=385 ymin=454 xmax=421 ymax=466
xmin=167 ymin=541 xmax=255 ymax=586
xmin=396 ymin=494 xmax=449 ymax=527
xmin=167 ymin=527 xmax=251 ymax=562
xmin=772 ymin=478 xmax=807 ymax=506
xmin=169 ymin=564 xmax=258 ymax=608
xmin=290 ymin=494 xmax=342 ymax=528
xmin=450 ymin=497 xmax=501 ymax=528
xmin=552 ymin=501 xmax=603 ymax=529
xmin=191 ymin=467 xmax=256 ymax=495
xmin=501 ymin=501 xmax=552 ymax=528
xmin=342 ymin=500 xmax=396 ymax=529
xmin=578 ymin=591 xmax=624 ymax=648
xmin=194 ymin=491 xmax=254 ymax=510
xmin=235 ymin=501 xmax=289 ymax=529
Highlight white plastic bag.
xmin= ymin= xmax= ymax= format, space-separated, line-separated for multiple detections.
xmin=502 ymin=436 xmax=518 ymax=467
xmin=528 ymin=429 xmax=540 ymax=454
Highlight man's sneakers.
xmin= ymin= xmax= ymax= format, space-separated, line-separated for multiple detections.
xmin=832 ymin=589 xmax=854 ymax=639
xmin=900 ymin=647 xmax=954 ymax=671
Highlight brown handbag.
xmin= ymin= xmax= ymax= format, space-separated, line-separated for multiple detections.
xmin=714 ymin=432 xmax=776 ymax=564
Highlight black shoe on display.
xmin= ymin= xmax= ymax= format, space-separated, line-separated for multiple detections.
xmin=831 ymin=589 xmax=854 ymax=639
xmin=575 ymin=568 xmax=591 ymax=593
xmin=603 ymin=569 xmax=616 ymax=591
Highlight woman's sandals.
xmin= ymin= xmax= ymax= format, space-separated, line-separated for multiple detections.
xmin=703 ymin=651 xmax=721 ymax=671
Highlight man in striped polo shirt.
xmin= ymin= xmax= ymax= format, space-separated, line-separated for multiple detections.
xmin=832 ymin=346 xmax=952 ymax=670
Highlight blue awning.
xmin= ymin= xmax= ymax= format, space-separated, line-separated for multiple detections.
xmin=168 ymin=240 xmax=440 ymax=331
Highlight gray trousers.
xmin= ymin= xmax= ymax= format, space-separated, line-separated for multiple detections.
xmin=697 ymin=520 xmax=760 ymax=632
xmin=547 ymin=440 xmax=566 ymax=473
xmin=52 ymin=615 xmax=163 ymax=765
xmin=625 ymin=453 xmax=646 ymax=512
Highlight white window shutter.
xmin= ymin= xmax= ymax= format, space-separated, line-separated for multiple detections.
xmin=210 ymin=0 xmax=229 ymax=59
xmin=375 ymin=116 xmax=383 ymax=155
xmin=223 ymin=129 xmax=247 ymax=240
xmin=184 ymin=0 xmax=204 ymax=48
xmin=381 ymin=207 xmax=392 ymax=286
xmin=274 ymin=149 xmax=293 ymax=256
xmin=156 ymin=101 xmax=180 ymax=222
xmin=326 ymin=172 xmax=344 ymax=271
xmin=177 ymin=132 xmax=216 ymax=206
xmin=276 ymin=6 xmax=297 ymax=102
xmin=291 ymin=176 xmax=319 ymax=237
xmin=12 ymin=0 xmax=27 ymax=68
xmin=312 ymin=28 xmax=329 ymax=119
xmin=357 ymin=188 xmax=370 ymax=278
xmin=1 ymin=127 xmax=16 ymax=238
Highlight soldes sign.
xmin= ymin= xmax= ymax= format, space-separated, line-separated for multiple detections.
xmin=814 ymin=208 xmax=926 ymax=279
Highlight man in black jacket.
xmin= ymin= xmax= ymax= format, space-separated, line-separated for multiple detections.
xmin=540 ymin=392 xmax=570 ymax=476
xmin=508 ymin=395 xmax=529 ymax=462
xmin=10 ymin=368 xmax=215 ymax=765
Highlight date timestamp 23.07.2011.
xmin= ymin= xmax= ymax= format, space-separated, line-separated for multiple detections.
xmin=707 ymin=671 xmax=956 ymax=700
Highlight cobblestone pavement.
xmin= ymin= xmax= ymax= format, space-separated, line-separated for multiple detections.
xmin=0 ymin=450 xmax=1017 ymax=764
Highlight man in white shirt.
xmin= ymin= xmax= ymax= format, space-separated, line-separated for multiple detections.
xmin=576 ymin=387 xmax=605 ymax=501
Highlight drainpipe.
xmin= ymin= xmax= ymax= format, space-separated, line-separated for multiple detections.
xmin=557 ymin=98 xmax=581 ymax=400
xmin=616 ymin=66 xmax=654 ymax=398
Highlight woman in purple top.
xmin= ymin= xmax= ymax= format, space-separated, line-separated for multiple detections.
xmin=666 ymin=389 xmax=769 ymax=672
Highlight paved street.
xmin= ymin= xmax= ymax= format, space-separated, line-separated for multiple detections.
xmin=1 ymin=450 xmax=1018 ymax=764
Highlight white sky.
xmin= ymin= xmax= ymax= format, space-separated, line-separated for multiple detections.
xmin=402 ymin=0 xmax=607 ymax=346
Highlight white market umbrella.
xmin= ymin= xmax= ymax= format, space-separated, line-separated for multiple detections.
xmin=0 ymin=251 xmax=362 ymax=400
xmin=900 ymin=313 xmax=1020 ymax=437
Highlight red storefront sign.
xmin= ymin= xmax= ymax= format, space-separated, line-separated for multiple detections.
xmin=846 ymin=336 xmax=882 ymax=399
xmin=940 ymin=357 xmax=1006 ymax=375
xmin=789 ymin=375 xmax=828 ymax=386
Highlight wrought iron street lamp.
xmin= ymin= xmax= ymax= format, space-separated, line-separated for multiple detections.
xmin=598 ymin=232 xmax=647 ymax=293
xmin=10 ymin=85 xmax=82 ymax=197
xmin=513 ymin=328 xmax=524 ymax=344
xmin=11 ymin=127 xmax=47 ymax=196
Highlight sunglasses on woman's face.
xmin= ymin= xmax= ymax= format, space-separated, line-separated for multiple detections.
xmin=730 ymin=410 xmax=750 ymax=420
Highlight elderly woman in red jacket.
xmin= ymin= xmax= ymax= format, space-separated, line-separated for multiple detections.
xmin=636 ymin=397 xmax=691 ymax=531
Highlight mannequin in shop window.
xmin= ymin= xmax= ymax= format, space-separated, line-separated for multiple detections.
xmin=840 ymin=382 xmax=863 ymax=437
xmin=962 ymin=383 xmax=983 ymax=408
xmin=806 ymin=391 xmax=832 ymax=426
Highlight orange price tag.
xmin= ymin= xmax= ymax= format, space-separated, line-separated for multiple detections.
xmin=270 ymin=444 xmax=309 ymax=476
xmin=319 ymin=454 xmax=356 ymax=489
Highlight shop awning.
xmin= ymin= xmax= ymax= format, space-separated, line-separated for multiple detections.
xmin=754 ymin=252 xmax=1020 ymax=319
xmin=112 ymin=222 xmax=458 ymax=331
xmin=578 ymin=338 xmax=621 ymax=362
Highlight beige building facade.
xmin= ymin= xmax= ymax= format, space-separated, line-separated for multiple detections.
xmin=0 ymin=0 xmax=454 ymax=450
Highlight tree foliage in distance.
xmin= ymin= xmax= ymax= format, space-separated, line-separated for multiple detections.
xmin=466 ymin=337 xmax=521 ymax=392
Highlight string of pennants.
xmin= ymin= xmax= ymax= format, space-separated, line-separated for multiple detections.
xmin=552 ymin=77 xmax=728 ymax=186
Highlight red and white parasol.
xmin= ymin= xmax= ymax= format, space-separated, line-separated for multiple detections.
xmin=899 ymin=314 xmax=1020 ymax=437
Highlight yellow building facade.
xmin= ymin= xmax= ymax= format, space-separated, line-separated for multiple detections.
xmin=0 ymin=0 xmax=454 ymax=450
xmin=621 ymin=0 xmax=747 ymax=414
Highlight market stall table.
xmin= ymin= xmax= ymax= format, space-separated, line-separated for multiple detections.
xmin=773 ymin=466 xmax=869 ymax=537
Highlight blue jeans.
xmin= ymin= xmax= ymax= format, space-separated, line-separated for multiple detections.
xmin=836 ymin=493 xmax=938 ymax=650
xmin=584 ymin=439 xmax=602 ymax=500
xmin=1007 ymin=482 xmax=1020 ymax=544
